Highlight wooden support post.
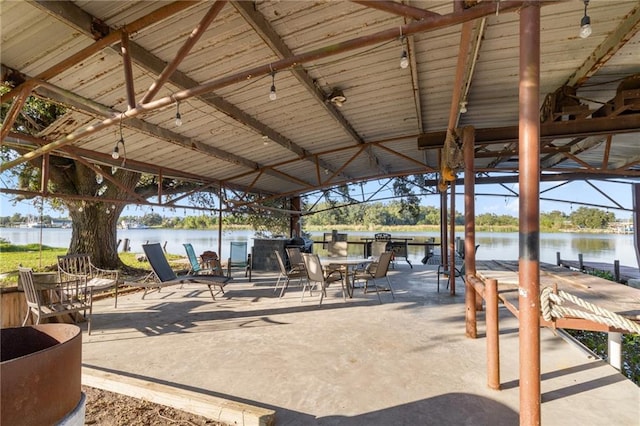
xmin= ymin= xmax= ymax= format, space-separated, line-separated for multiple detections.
xmin=518 ymin=3 xmax=541 ymax=424
xmin=579 ymin=253 xmax=584 ymax=270
xmin=463 ymin=125 xmax=477 ymax=337
xmin=486 ymin=278 xmax=500 ymax=390
xmin=556 ymin=251 xmax=561 ymax=266
xmin=614 ymin=260 xmax=620 ymax=282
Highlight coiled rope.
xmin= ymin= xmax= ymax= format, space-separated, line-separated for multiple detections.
xmin=540 ymin=287 xmax=640 ymax=334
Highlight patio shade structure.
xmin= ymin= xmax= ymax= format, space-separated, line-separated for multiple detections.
xmin=2 ymin=1 xmax=640 ymax=424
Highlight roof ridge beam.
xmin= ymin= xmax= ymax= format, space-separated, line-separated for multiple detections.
xmin=351 ymin=1 xmax=439 ymax=20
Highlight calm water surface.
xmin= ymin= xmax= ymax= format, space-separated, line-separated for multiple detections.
xmin=2 ymin=227 xmax=638 ymax=268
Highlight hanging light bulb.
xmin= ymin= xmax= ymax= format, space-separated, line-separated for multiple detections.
xmin=95 ymin=172 xmax=103 ymax=184
xmin=175 ymin=102 xmax=182 ymax=127
xmin=400 ymin=49 xmax=409 ymax=69
xmin=399 ymin=27 xmax=409 ymax=69
xmin=111 ymin=143 xmax=120 ymax=159
xmin=579 ymin=0 xmax=592 ymax=39
xmin=460 ymin=101 xmax=468 ymax=114
xmin=269 ymin=71 xmax=277 ymax=101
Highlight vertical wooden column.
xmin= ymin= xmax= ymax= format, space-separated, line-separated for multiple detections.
xmin=440 ymin=189 xmax=448 ymax=273
xmin=463 ymin=126 xmax=477 ymax=337
xmin=518 ymin=3 xmax=542 ymax=425
xmin=290 ymin=196 xmax=302 ymax=237
xmin=217 ymin=186 xmax=223 ymax=258
xmin=449 ymin=179 xmax=456 ymax=295
xmin=486 ymin=278 xmax=500 ymax=390
xmin=633 ymin=183 xmax=640 ymax=268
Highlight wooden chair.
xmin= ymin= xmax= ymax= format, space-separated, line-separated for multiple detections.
xmin=19 ymin=267 xmax=93 ymax=334
xmin=301 ymin=253 xmax=345 ymax=305
xmin=57 ymin=254 xmax=120 ymax=311
xmin=274 ymin=250 xmax=306 ymax=298
xmin=352 ymin=251 xmax=394 ymax=303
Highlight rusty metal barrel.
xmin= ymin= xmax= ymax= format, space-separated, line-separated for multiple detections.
xmin=1 ymin=324 xmax=84 ymax=426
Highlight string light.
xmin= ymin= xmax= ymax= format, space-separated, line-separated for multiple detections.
xmin=399 ymin=27 xmax=409 ymax=69
xmin=112 ymin=115 xmax=125 ymax=160
xmin=269 ymin=71 xmax=277 ymax=101
xmin=111 ymin=115 xmax=127 ymax=169
xmin=579 ymin=0 xmax=592 ymax=39
xmin=400 ymin=48 xmax=409 ymax=69
xmin=175 ymin=101 xmax=182 ymax=127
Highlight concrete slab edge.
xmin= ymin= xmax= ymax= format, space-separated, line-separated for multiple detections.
xmin=82 ymin=366 xmax=276 ymax=426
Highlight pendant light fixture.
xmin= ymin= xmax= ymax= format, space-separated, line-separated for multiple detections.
xmin=579 ymin=0 xmax=592 ymax=39
xmin=111 ymin=115 xmax=126 ymax=166
xmin=175 ymin=101 xmax=182 ymax=127
xmin=399 ymin=26 xmax=409 ymax=69
xmin=269 ymin=71 xmax=277 ymax=101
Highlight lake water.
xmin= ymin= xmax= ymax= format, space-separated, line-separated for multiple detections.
xmin=2 ymin=227 xmax=638 ymax=268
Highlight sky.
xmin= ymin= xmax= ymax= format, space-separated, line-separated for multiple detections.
xmin=1 ymin=178 xmax=636 ymax=221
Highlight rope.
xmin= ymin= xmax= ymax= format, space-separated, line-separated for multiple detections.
xmin=540 ymin=287 xmax=640 ymax=334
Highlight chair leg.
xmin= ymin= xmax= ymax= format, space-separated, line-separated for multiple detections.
xmin=372 ymin=279 xmax=382 ymax=304
xmin=274 ymin=274 xmax=283 ymax=294
xmin=385 ymin=277 xmax=394 ymax=299
xmin=22 ymin=309 xmax=31 ymax=326
xmin=279 ymin=278 xmax=289 ymax=298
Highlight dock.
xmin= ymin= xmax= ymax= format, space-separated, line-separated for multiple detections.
xmin=555 ymin=252 xmax=640 ymax=284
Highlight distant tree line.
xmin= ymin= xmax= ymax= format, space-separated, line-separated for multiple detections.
xmin=2 ymin=205 xmax=621 ymax=231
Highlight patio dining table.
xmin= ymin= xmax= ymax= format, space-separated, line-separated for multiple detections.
xmin=320 ymin=257 xmax=371 ymax=298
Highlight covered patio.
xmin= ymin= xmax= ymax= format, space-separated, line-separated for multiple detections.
xmin=2 ymin=1 xmax=640 ymax=424
xmin=82 ymin=265 xmax=639 ymax=425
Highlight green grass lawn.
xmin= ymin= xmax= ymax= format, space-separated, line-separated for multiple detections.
xmin=0 ymin=242 xmax=185 ymax=286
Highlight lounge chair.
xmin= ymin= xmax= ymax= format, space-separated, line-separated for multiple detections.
xmin=141 ymin=243 xmax=231 ymax=300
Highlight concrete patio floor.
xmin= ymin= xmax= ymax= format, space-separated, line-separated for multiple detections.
xmin=82 ymin=264 xmax=639 ymax=425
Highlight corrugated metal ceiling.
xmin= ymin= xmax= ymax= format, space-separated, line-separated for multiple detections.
xmin=1 ymin=0 xmax=639 ymax=209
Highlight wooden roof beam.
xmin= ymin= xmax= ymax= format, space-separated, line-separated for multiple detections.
xmin=351 ymin=1 xmax=439 ymax=20
xmin=231 ymin=1 xmax=368 ymax=175
xmin=1 ymin=1 xmax=195 ymax=104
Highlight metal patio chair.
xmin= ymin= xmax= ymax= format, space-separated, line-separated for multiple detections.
xmin=227 ymin=241 xmax=252 ymax=281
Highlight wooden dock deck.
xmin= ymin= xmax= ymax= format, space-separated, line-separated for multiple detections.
xmin=555 ymin=254 xmax=639 ymax=284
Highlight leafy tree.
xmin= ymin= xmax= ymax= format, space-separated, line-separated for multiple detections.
xmin=569 ymin=207 xmax=615 ymax=229
xmin=541 ymin=210 xmax=568 ymax=231
xmin=1 ymin=83 xmax=215 ymax=268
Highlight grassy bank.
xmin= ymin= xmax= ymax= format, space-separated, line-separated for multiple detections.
xmin=0 ymin=242 xmax=178 ymax=286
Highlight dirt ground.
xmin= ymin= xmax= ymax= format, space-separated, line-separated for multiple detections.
xmin=83 ymin=385 xmax=229 ymax=425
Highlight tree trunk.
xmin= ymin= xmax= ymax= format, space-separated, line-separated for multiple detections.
xmin=68 ymin=202 xmax=125 ymax=269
